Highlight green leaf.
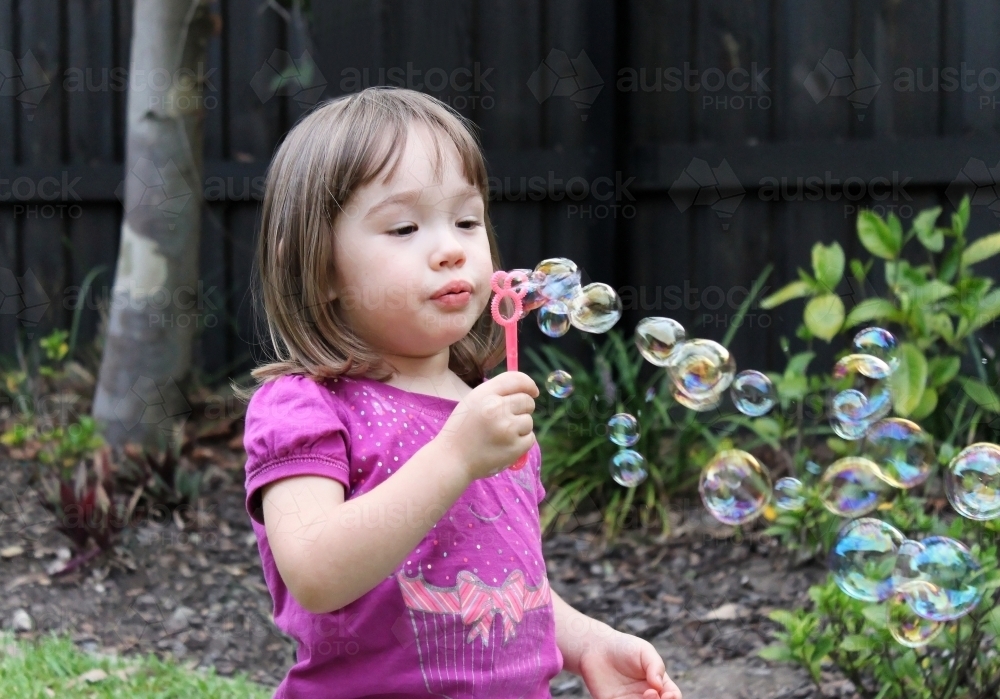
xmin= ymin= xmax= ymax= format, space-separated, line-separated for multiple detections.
xmin=857 ymin=210 xmax=901 ymax=259
xmin=812 ymin=242 xmax=845 ymax=291
xmin=952 ymin=195 xmax=971 ymax=236
xmin=961 ymin=378 xmax=1000 ymax=414
xmin=840 ymin=634 xmax=875 ymax=652
xmin=927 ymin=356 xmax=961 ymax=388
xmin=984 ymin=605 xmax=1000 ymax=637
xmin=939 ymin=243 xmax=963 ymax=283
xmin=843 ymin=298 xmax=898 ymax=329
xmin=912 ymin=206 xmax=944 ymax=251
xmin=961 ymin=231 xmax=1000 ymax=267
xmin=785 ymin=351 xmax=816 ymax=378
xmin=889 ymin=342 xmax=928 ymax=417
xmin=760 ymin=280 xmax=813 ymax=310
xmin=767 ymin=609 xmax=800 ymax=629
xmin=909 ymin=387 xmax=938 ymax=421
xmin=908 ymin=280 xmax=956 ymax=305
xmin=757 ymin=643 xmax=794 ymax=663
xmin=861 ymin=604 xmax=888 ymax=629
xmin=970 ymin=289 xmax=1000 ymax=333
xmin=803 ymin=294 xmax=845 ymax=342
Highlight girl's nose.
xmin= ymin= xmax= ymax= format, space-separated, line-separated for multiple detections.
xmin=429 ymin=227 xmax=467 ymax=269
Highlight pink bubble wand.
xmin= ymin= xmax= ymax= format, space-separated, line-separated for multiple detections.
xmin=490 ymin=269 xmax=530 ymax=470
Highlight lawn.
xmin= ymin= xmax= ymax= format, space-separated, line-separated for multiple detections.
xmin=0 ymin=632 xmax=272 ymax=699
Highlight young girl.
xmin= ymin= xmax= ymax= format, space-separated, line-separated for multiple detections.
xmin=239 ymin=86 xmax=682 ymax=699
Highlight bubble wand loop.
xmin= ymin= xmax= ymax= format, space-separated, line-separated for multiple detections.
xmin=490 ymin=270 xmax=530 ymax=470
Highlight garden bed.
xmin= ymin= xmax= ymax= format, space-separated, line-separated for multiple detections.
xmin=1 ymin=449 xmax=855 ymax=698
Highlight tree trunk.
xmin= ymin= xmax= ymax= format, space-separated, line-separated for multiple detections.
xmin=92 ymin=0 xmax=213 ymax=450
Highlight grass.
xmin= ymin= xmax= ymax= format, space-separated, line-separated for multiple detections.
xmin=0 ymin=632 xmax=272 ymax=698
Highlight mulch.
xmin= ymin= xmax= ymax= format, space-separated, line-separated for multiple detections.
xmin=0 ymin=445 xmax=850 ymax=698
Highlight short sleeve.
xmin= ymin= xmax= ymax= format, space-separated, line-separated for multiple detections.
xmin=243 ymin=374 xmax=351 ymax=524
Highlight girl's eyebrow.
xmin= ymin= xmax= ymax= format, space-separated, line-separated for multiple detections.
xmin=364 ymin=185 xmax=481 ymax=220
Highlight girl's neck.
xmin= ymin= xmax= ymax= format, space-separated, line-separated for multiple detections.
xmin=382 ymin=371 xmax=471 ymax=402
xmin=378 ymin=348 xmax=473 ymax=402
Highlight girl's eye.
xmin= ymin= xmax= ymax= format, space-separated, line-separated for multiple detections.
xmin=457 ymin=219 xmax=482 ymax=230
xmin=389 ymin=225 xmax=416 ymax=236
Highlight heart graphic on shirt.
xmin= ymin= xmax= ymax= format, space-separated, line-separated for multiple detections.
xmin=468 ymin=503 xmax=505 ymax=522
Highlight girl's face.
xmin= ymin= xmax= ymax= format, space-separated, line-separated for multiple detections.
xmin=329 ymin=122 xmax=494 ymax=362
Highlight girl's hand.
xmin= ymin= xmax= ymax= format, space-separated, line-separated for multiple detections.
xmin=579 ymin=630 xmax=682 ymax=699
xmin=436 ymin=371 xmax=538 ymax=481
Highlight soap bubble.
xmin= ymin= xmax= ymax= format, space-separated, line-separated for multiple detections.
xmin=829 ymin=353 xmax=896 ymax=440
xmin=944 ymin=442 xmax=1000 ymax=521
xmin=863 ymin=418 xmax=935 ymax=488
xmin=537 ymin=300 xmax=571 ymax=337
xmin=730 ymin=370 xmax=776 ymax=417
xmin=569 ymin=282 xmax=622 ymax=333
xmin=818 ymin=456 xmax=892 ymax=517
xmin=610 ymin=449 xmax=647 ymax=487
xmin=828 ymin=517 xmax=906 ymax=602
xmin=805 ymin=460 xmax=822 ymax=475
xmin=891 ymin=539 xmax=926 ymax=591
xmin=830 ymin=354 xmax=892 ymax=424
xmin=908 ymin=537 xmax=984 ymax=621
xmin=829 ymin=413 xmax=873 ymax=441
xmin=545 ymin=370 xmax=574 ymax=399
xmin=534 ymin=258 xmax=581 ymax=302
xmin=607 ymin=413 xmax=640 ymax=447
xmin=887 ymin=581 xmax=945 ymax=647
xmin=634 ymin=317 xmax=687 ymax=366
xmin=774 ymin=477 xmax=806 ymax=511
xmin=666 ymin=339 xmax=736 ymax=400
xmin=671 ymin=384 xmax=722 ymax=412
xmin=511 ymin=268 xmax=547 ymax=312
xmin=853 ymin=327 xmax=900 ymax=373
xmin=644 ymin=386 xmax=657 ymax=402
xmin=699 ymin=449 xmax=773 ymax=525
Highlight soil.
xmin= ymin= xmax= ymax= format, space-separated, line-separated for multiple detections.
xmin=0 ymin=449 xmax=853 ymax=699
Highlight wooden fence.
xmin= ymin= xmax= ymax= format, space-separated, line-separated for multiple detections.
xmin=2 ymin=0 xmax=1000 ymax=383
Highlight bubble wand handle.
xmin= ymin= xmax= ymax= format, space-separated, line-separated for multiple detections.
xmin=489 ymin=270 xmax=530 ymax=470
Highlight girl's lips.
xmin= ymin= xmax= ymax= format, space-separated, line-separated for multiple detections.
xmin=431 ymin=291 xmax=471 ymax=308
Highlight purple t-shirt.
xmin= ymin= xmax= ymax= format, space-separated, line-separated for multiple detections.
xmin=244 ymin=373 xmax=563 ymax=698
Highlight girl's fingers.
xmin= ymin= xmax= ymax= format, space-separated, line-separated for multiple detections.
xmin=642 ymin=644 xmax=666 ymax=689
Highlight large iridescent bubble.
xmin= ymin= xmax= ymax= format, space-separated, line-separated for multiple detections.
xmin=634 ymin=317 xmax=687 ymax=366
xmin=774 ymin=477 xmax=806 ymax=511
xmin=817 ymin=456 xmax=892 ymax=517
xmin=610 ymin=449 xmax=647 ymax=487
xmin=534 ymin=258 xmax=581 ymax=303
xmin=907 ymin=537 xmax=985 ymax=621
xmin=511 ymin=268 xmax=547 ymax=312
xmin=699 ymin=449 xmax=773 ymax=525
xmin=569 ymin=282 xmax=622 ymax=333
xmin=672 ymin=384 xmax=722 ymax=412
xmin=887 ymin=581 xmax=945 ymax=647
xmin=853 ymin=327 xmax=900 ymax=373
xmin=607 ymin=413 xmax=640 ymax=447
xmin=537 ymin=300 xmax=571 ymax=337
xmin=828 ymin=517 xmax=906 ymax=602
xmin=730 ymin=370 xmax=776 ymax=417
xmin=863 ymin=418 xmax=935 ymax=489
xmin=830 ymin=354 xmax=892 ymax=426
xmin=666 ymin=339 xmax=736 ymax=401
xmin=545 ymin=370 xmax=574 ymax=399
xmin=945 ymin=442 xmax=1000 ymax=520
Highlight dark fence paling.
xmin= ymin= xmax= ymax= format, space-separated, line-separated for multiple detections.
xmin=2 ymin=0 xmax=1000 ymax=382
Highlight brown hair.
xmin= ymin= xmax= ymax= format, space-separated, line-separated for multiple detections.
xmin=233 ymin=87 xmax=505 ymax=402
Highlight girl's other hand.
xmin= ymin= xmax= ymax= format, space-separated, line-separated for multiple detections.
xmin=436 ymin=371 xmax=538 ymax=482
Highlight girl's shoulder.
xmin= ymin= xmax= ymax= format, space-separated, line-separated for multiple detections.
xmin=245 ymin=373 xmax=347 ymax=423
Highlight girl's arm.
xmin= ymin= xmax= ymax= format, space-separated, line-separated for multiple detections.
xmin=551 ymin=586 xmax=615 ymax=674
xmin=261 ymin=437 xmax=471 ymax=614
